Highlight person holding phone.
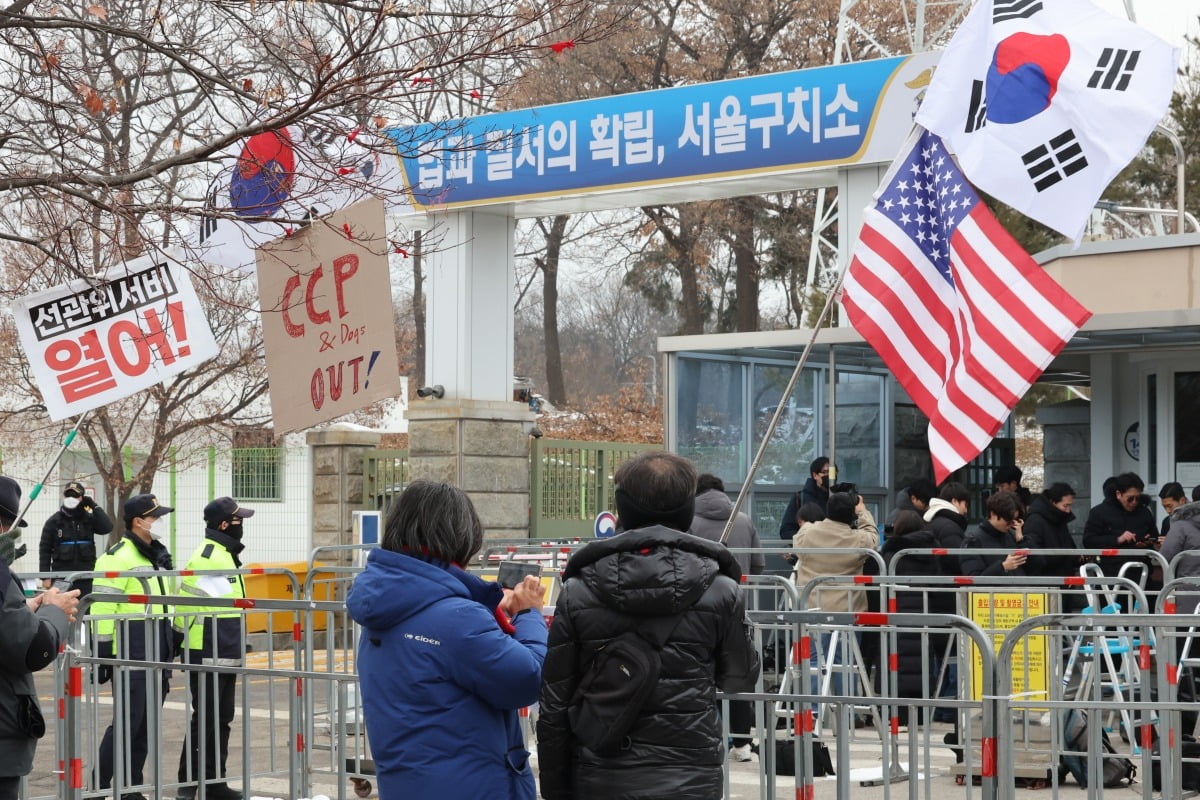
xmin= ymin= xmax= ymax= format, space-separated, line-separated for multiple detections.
xmin=38 ymin=480 xmax=113 ymax=598
xmin=961 ymin=491 xmax=1028 ymax=576
xmin=347 ymin=481 xmax=547 ymax=800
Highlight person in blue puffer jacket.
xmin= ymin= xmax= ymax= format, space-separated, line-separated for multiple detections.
xmin=346 ymin=480 xmax=547 ymax=800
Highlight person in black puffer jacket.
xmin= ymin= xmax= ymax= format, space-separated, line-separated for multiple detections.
xmin=880 ymin=511 xmax=955 ymax=724
xmin=1082 ymin=472 xmax=1158 ymax=585
xmin=921 ymin=482 xmax=971 ymax=576
xmin=961 ymin=491 xmax=1028 ymax=577
xmin=537 ymin=452 xmax=760 ymax=800
xmin=1023 ymin=483 xmax=1080 ymax=578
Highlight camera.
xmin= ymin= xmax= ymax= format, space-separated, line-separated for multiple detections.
xmin=830 ymin=481 xmax=862 ymax=507
xmin=416 ymin=384 xmax=445 ymax=399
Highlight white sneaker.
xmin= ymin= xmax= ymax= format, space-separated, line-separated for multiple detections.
xmin=730 ymin=744 xmax=754 ymax=762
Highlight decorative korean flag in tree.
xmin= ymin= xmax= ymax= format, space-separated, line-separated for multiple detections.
xmin=915 ymin=0 xmax=1179 ymax=241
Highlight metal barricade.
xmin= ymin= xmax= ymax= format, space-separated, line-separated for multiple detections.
xmin=994 ymin=611 xmax=1180 ymax=800
xmin=732 ymin=608 xmax=999 ymax=800
xmin=57 ymin=587 xmax=360 ymax=800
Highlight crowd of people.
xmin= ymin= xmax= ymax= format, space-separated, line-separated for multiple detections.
xmin=9 ymin=454 xmax=1200 ymax=800
xmin=780 ymin=456 xmax=1200 ymax=722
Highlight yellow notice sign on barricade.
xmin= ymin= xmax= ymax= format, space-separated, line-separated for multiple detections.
xmin=968 ymin=592 xmax=1050 ymax=706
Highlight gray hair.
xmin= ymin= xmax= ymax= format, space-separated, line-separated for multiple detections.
xmin=381 ymin=480 xmax=484 ymax=566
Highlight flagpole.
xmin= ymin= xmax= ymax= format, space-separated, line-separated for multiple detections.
xmin=719 ymin=269 xmax=848 ymax=544
xmin=8 ymin=412 xmax=90 ymax=538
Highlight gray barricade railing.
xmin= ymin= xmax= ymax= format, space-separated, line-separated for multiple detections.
xmin=795 ymin=573 xmax=1150 ymax=791
xmin=61 ymin=568 xmax=304 ymax=800
xmin=60 ymin=590 xmax=361 ymax=800
xmin=995 ymin=612 xmax=1179 ymax=800
xmin=735 ymin=609 xmax=999 ymax=800
xmin=889 ymin=547 xmax=1173 ymax=597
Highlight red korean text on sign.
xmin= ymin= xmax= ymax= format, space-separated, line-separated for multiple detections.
xmin=42 ymin=301 xmax=193 ymax=403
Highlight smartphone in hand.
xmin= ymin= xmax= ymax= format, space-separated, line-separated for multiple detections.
xmin=498 ymin=561 xmax=543 ymax=590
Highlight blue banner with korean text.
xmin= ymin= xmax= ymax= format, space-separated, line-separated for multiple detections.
xmin=389 ymin=54 xmax=936 ymax=210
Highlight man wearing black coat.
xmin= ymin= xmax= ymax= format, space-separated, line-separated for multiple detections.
xmin=961 ymin=491 xmax=1028 ymax=577
xmin=538 ymin=451 xmax=760 ymax=800
xmin=1082 ymin=472 xmax=1158 ymax=580
xmin=777 ymin=456 xmax=831 ymax=542
xmin=38 ymin=481 xmax=114 ymax=597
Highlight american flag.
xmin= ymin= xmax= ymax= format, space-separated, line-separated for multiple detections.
xmin=842 ymin=127 xmax=1091 ymax=481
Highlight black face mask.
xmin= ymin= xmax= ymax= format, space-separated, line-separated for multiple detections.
xmin=227 ymin=519 xmax=244 ymax=540
xmin=819 ymin=475 xmax=830 ymax=489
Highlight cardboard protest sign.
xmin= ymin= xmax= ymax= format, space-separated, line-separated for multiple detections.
xmin=11 ymin=254 xmax=219 ymax=421
xmin=256 ymin=197 xmax=401 ymax=433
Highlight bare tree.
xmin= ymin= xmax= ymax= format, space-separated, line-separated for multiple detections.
xmin=0 ymin=0 xmax=612 ymax=503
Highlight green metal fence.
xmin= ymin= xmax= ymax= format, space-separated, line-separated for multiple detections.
xmin=363 ymin=449 xmax=410 ymax=517
xmin=529 ymin=439 xmax=656 ymax=538
xmin=361 ymin=439 xmax=655 ymax=538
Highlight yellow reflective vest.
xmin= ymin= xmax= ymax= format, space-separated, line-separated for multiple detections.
xmin=174 ymin=533 xmax=246 ymax=665
xmin=90 ymin=534 xmax=175 ymax=660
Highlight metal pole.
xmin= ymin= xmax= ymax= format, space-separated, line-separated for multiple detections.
xmin=720 ymin=274 xmax=845 ymax=543
xmin=1154 ymin=123 xmax=1186 ymax=235
xmin=13 ymin=412 xmax=89 ymax=526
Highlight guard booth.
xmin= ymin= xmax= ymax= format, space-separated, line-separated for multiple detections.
xmin=660 ymin=234 xmax=1200 ymax=539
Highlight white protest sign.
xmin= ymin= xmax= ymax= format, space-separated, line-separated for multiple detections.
xmin=11 ymin=254 xmax=219 ymax=420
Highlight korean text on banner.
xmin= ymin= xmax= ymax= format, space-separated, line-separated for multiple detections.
xmin=915 ymin=0 xmax=1178 ymax=241
xmin=841 ymin=127 xmax=1091 ymax=482
xmin=11 ymin=256 xmax=219 ymax=421
xmin=256 ymin=197 xmax=401 ymax=434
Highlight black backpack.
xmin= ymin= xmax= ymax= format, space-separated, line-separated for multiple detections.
xmin=1060 ymin=709 xmax=1136 ymax=788
xmin=568 ymin=613 xmax=685 ymax=755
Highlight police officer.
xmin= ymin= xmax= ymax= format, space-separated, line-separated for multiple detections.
xmin=0 ymin=475 xmax=79 ymax=800
xmin=174 ymin=497 xmax=253 ymax=800
xmin=39 ymin=480 xmax=114 ymax=597
xmin=92 ymin=494 xmax=177 ymax=800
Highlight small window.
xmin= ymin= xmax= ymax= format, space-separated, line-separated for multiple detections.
xmin=231 ymin=447 xmax=283 ymax=501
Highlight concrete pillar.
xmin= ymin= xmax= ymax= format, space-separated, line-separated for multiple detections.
xmin=1036 ymin=399 xmax=1091 ymax=536
xmin=306 ymin=426 xmax=382 ymax=555
xmin=424 ymin=210 xmax=515 ymax=401
xmin=406 ymin=399 xmax=535 ymax=539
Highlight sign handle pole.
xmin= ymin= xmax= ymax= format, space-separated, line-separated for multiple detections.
xmin=14 ymin=411 xmax=90 ymax=526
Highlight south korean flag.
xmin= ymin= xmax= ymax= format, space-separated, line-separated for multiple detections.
xmin=915 ymin=0 xmax=1179 ymax=241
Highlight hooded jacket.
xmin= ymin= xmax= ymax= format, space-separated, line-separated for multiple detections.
xmin=1022 ymin=495 xmax=1078 ymax=577
xmin=1160 ymin=502 xmax=1200 ymax=613
xmin=923 ymin=499 xmax=968 ymax=575
xmin=688 ymin=489 xmax=765 ymax=578
xmin=346 ymin=548 xmax=547 ymax=800
xmin=537 ymin=526 xmax=759 ymax=800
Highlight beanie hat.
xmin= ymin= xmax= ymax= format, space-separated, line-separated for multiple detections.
xmin=614 ymin=487 xmax=694 ymax=533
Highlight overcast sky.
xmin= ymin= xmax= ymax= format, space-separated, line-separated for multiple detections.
xmin=1092 ymin=0 xmax=1199 ymax=49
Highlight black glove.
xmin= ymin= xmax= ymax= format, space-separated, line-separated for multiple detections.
xmin=172 ymin=629 xmax=186 ymax=658
xmin=80 ymin=496 xmax=94 ymax=511
xmin=95 ymin=664 xmax=112 ymax=685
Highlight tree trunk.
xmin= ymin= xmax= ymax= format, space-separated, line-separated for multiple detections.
xmin=732 ymin=197 xmax=759 ymax=332
xmin=677 ymin=206 xmax=705 ymax=335
xmin=541 ymin=215 xmax=569 ymax=406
